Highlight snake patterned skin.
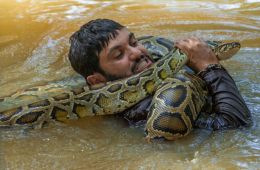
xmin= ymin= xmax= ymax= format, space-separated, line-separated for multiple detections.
xmin=139 ymin=36 xmax=241 ymax=140
xmin=145 ymin=70 xmax=208 ymax=140
xmin=0 ymin=36 xmax=240 ymax=140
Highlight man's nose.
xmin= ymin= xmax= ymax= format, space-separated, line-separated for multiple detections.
xmin=128 ymin=46 xmax=141 ymax=61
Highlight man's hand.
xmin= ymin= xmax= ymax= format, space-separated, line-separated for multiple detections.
xmin=174 ymin=37 xmax=219 ymax=72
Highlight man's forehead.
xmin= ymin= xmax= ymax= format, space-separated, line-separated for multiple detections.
xmin=110 ymin=28 xmax=132 ymax=43
xmin=98 ymin=28 xmax=135 ymax=58
xmin=106 ymin=29 xmax=133 ymax=49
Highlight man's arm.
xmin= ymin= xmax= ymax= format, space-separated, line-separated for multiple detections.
xmin=195 ymin=65 xmax=252 ymax=130
xmin=175 ymin=37 xmax=252 ymax=130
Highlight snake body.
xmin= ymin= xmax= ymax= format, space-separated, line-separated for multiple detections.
xmin=0 ymin=36 xmax=240 ymax=139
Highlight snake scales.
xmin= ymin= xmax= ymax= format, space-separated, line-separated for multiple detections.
xmin=0 ymin=36 xmax=240 ymax=140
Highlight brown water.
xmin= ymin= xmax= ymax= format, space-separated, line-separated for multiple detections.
xmin=0 ymin=0 xmax=260 ymax=169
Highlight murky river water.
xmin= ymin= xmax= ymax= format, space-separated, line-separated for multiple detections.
xmin=0 ymin=0 xmax=259 ymax=169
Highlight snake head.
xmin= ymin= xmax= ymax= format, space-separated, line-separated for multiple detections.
xmin=215 ymin=42 xmax=241 ymax=60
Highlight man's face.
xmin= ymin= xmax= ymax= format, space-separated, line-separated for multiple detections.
xmin=98 ymin=28 xmax=153 ymax=81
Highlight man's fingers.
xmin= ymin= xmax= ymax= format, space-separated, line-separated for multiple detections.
xmin=174 ymin=37 xmax=219 ymax=72
xmin=175 ymin=39 xmax=191 ymax=50
xmin=174 ymin=37 xmax=206 ymax=57
xmin=174 ymin=41 xmax=190 ymax=58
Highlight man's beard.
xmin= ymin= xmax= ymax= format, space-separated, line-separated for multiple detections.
xmin=98 ymin=66 xmax=126 ymax=81
xmin=101 ymin=54 xmax=153 ymax=81
xmin=103 ymin=72 xmax=125 ymax=81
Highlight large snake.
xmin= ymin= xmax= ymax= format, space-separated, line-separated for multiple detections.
xmin=0 ymin=36 xmax=240 ymax=140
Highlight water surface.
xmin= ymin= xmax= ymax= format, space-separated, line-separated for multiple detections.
xmin=0 ymin=0 xmax=259 ymax=169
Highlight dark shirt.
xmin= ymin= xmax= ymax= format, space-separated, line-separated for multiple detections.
xmin=122 ymin=66 xmax=252 ymax=130
xmin=195 ymin=66 xmax=252 ymax=130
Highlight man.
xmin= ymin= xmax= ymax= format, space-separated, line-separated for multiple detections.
xmin=68 ymin=19 xmax=252 ymax=140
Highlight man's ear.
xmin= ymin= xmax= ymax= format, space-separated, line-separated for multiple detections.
xmin=86 ymin=72 xmax=107 ymax=85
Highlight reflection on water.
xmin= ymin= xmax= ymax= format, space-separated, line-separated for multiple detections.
xmin=0 ymin=0 xmax=259 ymax=169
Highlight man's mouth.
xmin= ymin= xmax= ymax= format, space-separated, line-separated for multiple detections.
xmin=133 ymin=55 xmax=153 ymax=74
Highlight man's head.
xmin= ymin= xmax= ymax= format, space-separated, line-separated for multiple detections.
xmin=68 ymin=19 xmax=152 ymax=85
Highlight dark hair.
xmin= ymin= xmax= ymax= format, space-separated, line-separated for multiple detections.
xmin=68 ymin=19 xmax=125 ymax=78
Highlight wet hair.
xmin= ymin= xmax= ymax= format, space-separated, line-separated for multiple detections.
xmin=68 ymin=19 xmax=125 ymax=78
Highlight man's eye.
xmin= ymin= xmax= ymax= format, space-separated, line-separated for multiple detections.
xmin=115 ymin=51 xmax=123 ymax=59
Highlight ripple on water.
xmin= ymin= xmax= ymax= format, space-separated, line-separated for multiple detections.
xmin=0 ymin=0 xmax=260 ymax=169
xmin=246 ymin=0 xmax=260 ymax=3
